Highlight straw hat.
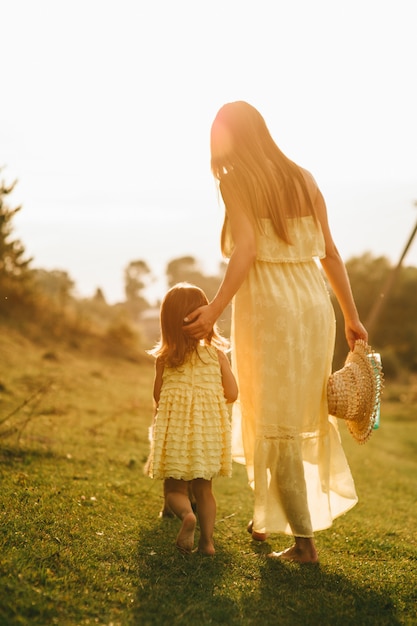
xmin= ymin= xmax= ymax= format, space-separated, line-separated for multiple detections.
xmin=327 ymin=340 xmax=384 ymax=444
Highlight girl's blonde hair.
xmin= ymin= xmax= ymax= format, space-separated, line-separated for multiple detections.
xmin=148 ymin=282 xmax=228 ymax=367
xmin=210 ymin=101 xmax=317 ymax=254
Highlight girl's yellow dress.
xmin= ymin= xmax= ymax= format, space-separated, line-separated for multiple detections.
xmin=146 ymin=344 xmax=232 ymax=481
xmin=230 ymin=216 xmax=358 ymax=537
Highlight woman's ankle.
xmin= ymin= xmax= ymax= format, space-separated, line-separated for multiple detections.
xmin=295 ymin=537 xmax=318 ymax=559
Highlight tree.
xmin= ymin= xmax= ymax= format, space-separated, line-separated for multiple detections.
xmin=124 ymin=259 xmax=152 ymax=316
xmin=30 ymin=268 xmax=75 ymax=307
xmin=0 ymin=175 xmax=31 ymax=282
xmin=373 ymin=264 xmax=417 ymax=372
xmin=93 ymin=288 xmax=107 ymax=305
xmin=330 ymin=253 xmax=417 ymax=375
xmin=165 ymin=256 xmax=224 ymax=299
xmin=166 ymin=256 xmax=201 ymax=288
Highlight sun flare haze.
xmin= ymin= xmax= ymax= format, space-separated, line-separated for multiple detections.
xmin=1 ymin=0 xmax=416 ymax=303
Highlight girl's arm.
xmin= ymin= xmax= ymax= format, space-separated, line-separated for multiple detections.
xmin=217 ymin=350 xmax=238 ymax=403
xmin=152 ymin=357 xmax=164 ymax=415
xmin=316 ymin=189 xmax=368 ymax=350
xmin=184 ymin=201 xmax=257 ymax=339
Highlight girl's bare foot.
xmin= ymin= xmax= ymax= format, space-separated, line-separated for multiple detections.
xmin=159 ymin=506 xmax=174 ymax=519
xmin=176 ymin=511 xmax=196 ymax=553
xmin=197 ymin=539 xmax=215 ymax=556
xmin=267 ymin=545 xmax=319 ymax=564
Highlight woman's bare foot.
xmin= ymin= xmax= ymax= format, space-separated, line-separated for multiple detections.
xmin=267 ymin=544 xmax=319 ymax=564
xmin=176 ymin=511 xmax=196 ymax=553
xmin=247 ymin=520 xmax=269 ymax=542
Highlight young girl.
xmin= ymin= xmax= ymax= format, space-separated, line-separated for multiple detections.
xmin=145 ymin=282 xmax=238 ymax=555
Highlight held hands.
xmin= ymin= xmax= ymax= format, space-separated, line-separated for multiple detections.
xmin=183 ymin=304 xmax=216 ymax=340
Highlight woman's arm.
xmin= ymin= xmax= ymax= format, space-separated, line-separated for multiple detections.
xmin=184 ymin=201 xmax=257 ymax=339
xmin=316 ymin=189 xmax=368 ymax=350
xmin=217 ymin=350 xmax=238 ymax=403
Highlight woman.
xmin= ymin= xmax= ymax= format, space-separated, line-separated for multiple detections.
xmin=183 ymin=101 xmax=367 ymax=563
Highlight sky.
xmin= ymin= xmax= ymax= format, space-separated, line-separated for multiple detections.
xmin=1 ymin=0 xmax=417 ymax=304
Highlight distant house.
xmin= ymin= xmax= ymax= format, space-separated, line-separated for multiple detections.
xmin=140 ymin=307 xmax=160 ymax=346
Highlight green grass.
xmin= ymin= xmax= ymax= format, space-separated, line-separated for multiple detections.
xmin=0 ymin=325 xmax=416 ymax=625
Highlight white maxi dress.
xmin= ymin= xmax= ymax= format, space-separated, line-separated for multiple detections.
xmin=230 ymin=215 xmax=358 ymax=537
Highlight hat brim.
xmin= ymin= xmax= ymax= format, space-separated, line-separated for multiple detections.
xmin=327 ymin=340 xmax=384 ymax=444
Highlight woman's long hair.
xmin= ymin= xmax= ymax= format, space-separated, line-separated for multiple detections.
xmin=148 ymin=282 xmax=228 ymax=367
xmin=210 ymin=101 xmax=317 ymax=253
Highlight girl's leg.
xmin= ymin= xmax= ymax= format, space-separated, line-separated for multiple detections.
xmin=188 ymin=483 xmax=197 ymax=512
xmin=164 ymin=478 xmax=196 ymax=553
xmin=191 ymin=478 xmax=216 ymax=555
xmin=159 ymin=479 xmax=174 ymax=518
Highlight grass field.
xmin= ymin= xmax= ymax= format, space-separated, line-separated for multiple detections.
xmin=1 ymin=325 xmax=416 ymax=625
